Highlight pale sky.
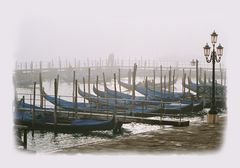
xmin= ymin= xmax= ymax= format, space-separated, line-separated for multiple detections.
xmin=3 ymin=0 xmax=234 ymax=64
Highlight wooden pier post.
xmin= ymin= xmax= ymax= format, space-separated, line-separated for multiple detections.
xmin=160 ymin=65 xmax=162 ymax=98
xmin=168 ymin=66 xmax=171 ymax=93
xmin=39 ymin=61 xmax=42 ymax=71
xmin=88 ymin=68 xmax=90 ymax=95
xmin=32 ymin=82 xmax=36 ymax=137
xmin=182 ymin=69 xmax=186 ymax=97
xmin=188 ymin=76 xmax=191 ymax=94
xmin=168 ymin=70 xmax=171 ymax=94
xmin=204 ymin=71 xmax=207 ymax=97
xmin=114 ymin=73 xmax=117 ymax=108
xmin=74 ymin=57 xmax=77 ymax=70
xmin=30 ymin=61 xmax=33 ymax=72
xmin=118 ymin=69 xmax=121 ymax=93
xmin=72 ymin=71 xmax=75 ymax=103
xmin=188 ymin=68 xmax=192 ymax=95
xmin=96 ymin=76 xmax=99 ymax=98
xmin=196 ymin=59 xmax=199 ymax=98
xmin=57 ymin=74 xmax=59 ymax=88
xmin=128 ymin=69 xmax=132 ymax=85
xmin=164 ymin=75 xmax=166 ymax=97
xmin=172 ymin=69 xmax=175 ymax=98
xmin=75 ymin=80 xmax=78 ymax=116
xmin=102 ymin=72 xmax=109 ymax=115
xmin=153 ymin=69 xmax=155 ymax=97
xmin=39 ymin=73 xmax=43 ymax=108
xmin=54 ymin=79 xmax=58 ymax=127
xmin=199 ymin=67 xmax=202 ymax=83
xmin=132 ymin=63 xmax=137 ymax=101
xmin=103 ymin=72 xmax=107 ymax=91
xmin=145 ymin=76 xmax=148 ymax=100
xmin=96 ymin=76 xmax=99 ymax=110
xmin=83 ymin=77 xmax=86 ymax=104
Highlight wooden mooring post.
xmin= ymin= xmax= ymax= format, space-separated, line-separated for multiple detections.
xmin=160 ymin=65 xmax=162 ymax=98
xmin=103 ymin=72 xmax=107 ymax=91
xmin=132 ymin=63 xmax=137 ymax=101
xmin=153 ymin=69 xmax=155 ymax=96
xmin=182 ymin=69 xmax=186 ymax=97
xmin=128 ymin=69 xmax=132 ymax=85
xmin=88 ymin=68 xmax=91 ymax=95
xmin=114 ymin=73 xmax=117 ymax=110
xmin=96 ymin=76 xmax=99 ymax=110
xmin=131 ymin=63 xmax=137 ymax=114
xmin=39 ymin=61 xmax=42 ymax=71
xmin=54 ymin=78 xmax=58 ymax=127
xmin=32 ymin=82 xmax=36 ymax=137
xmin=168 ymin=66 xmax=171 ymax=94
xmin=164 ymin=75 xmax=166 ymax=97
xmin=72 ymin=71 xmax=75 ymax=103
xmin=196 ymin=59 xmax=199 ymax=98
xmin=145 ymin=76 xmax=148 ymax=100
xmin=39 ymin=73 xmax=43 ymax=108
xmin=75 ymin=79 xmax=78 ymax=117
xmin=118 ymin=69 xmax=121 ymax=93
xmin=188 ymin=76 xmax=191 ymax=94
xmin=83 ymin=77 xmax=86 ymax=105
xmin=172 ymin=69 xmax=175 ymax=98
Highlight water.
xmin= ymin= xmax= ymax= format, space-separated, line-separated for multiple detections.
xmin=16 ymin=77 xmax=205 ymax=153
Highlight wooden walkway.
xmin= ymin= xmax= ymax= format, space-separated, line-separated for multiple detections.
xmin=17 ymin=108 xmax=189 ymax=127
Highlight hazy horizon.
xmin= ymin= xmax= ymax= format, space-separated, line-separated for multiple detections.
xmin=11 ymin=0 xmax=229 ymax=64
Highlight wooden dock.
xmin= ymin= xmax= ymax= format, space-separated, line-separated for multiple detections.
xmin=17 ymin=108 xmax=189 ymax=127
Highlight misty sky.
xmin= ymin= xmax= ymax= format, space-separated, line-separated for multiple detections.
xmin=7 ymin=0 xmax=234 ymax=64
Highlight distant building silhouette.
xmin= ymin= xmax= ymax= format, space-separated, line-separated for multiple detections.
xmin=107 ymin=53 xmax=115 ymax=66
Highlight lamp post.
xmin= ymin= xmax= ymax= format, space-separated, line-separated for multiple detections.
xmin=203 ymin=31 xmax=223 ymax=123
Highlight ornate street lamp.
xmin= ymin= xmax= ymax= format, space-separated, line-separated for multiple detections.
xmin=203 ymin=31 xmax=224 ymax=120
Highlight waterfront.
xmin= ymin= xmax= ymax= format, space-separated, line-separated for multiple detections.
xmin=15 ymin=68 xmax=226 ymax=153
xmin=56 ymin=115 xmax=225 ymax=154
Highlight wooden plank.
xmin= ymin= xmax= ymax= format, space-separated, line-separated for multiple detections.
xmin=18 ymin=108 xmax=189 ymax=127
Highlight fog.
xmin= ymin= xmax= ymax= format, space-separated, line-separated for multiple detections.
xmin=1 ymin=0 xmax=240 ymax=167
xmin=8 ymin=0 xmax=232 ymax=64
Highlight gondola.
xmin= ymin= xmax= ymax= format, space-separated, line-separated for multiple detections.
xmin=15 ymin=99 xmax=119 ymax=133
xmin=93 ymin=85 xmax=161 ymax=105
xmin=118 ymin=80 xmax=190 ymax=101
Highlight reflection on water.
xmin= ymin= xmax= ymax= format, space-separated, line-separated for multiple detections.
xmin=23 ymin=116 xmax=205 ymax=153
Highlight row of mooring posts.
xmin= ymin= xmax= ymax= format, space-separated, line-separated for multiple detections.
xmin=23 ymin=60 xmax=224 ymax=138
xmin=18 ymin=69 xmax=191 ymax=140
